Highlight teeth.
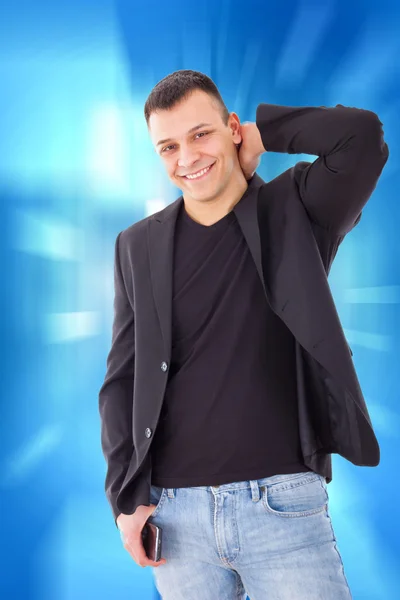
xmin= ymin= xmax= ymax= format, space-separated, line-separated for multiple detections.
xmin=186 ymin=164 xmax=212 ymax=179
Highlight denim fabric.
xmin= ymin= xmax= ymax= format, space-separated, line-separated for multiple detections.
xmin=147 ymin=471 xmax=352 ymax=599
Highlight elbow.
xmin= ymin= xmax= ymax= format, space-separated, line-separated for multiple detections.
xmin=356 ymin=110 xmax=389 ymax=173
xmin=361 ymin=110 xmax=389 ymax=159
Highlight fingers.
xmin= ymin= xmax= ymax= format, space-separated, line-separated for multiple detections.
xmin=123 ymin=529 xmax=167 ymax=568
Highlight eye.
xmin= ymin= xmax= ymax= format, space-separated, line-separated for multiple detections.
xmin=161 ymin=144 xmax=175 ymax=154
xmin=161 ymin=132 xmax=209 ymax=154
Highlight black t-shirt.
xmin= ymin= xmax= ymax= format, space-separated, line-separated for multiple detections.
xmin=150 ymin=197 xmax=311 ymax=487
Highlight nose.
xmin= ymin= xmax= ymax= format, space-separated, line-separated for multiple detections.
xmin=177 ymin=144 xmax=202 ymax=170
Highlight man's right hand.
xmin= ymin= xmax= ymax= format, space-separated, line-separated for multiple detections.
xmin=117 ymin=505 xmax=167 ymax=568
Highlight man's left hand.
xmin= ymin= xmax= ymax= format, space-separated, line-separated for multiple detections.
xmin=237 ymin=122 xmax=267 ymax=180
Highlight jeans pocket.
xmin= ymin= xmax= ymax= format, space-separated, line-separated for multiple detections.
xmin=262 ymin=473 xmax=328 ymax=518
xmin=148 ymin=485 xmax=167 ymax=519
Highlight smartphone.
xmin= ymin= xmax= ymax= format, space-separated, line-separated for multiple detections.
xmin=141 ymin=522 xmax=163 ymax=562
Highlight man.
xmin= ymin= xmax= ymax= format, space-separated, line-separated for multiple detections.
xmin=99 ymin=69 xmax=388 ymax=599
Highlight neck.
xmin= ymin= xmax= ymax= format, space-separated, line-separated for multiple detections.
xmin=182 ymin=168 xmax=249 ymax=226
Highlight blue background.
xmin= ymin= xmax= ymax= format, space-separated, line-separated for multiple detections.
xmin=1 ymin=0 xmax=399 ymax=598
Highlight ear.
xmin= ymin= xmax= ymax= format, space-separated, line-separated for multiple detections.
xmin=229 ymin=112 xmax=242 ymax=145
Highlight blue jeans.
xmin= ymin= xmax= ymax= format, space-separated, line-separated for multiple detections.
xmin=148 ymin=471 xmax=352 ymax=599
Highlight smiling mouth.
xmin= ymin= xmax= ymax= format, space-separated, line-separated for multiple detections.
xmin=182 ymin=162 xmax=215 ymax=181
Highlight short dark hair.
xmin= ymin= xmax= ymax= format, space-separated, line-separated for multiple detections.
xmin=144 ymin=69 xmax=230 ymax=127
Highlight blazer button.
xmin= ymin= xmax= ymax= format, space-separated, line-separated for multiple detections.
xmin=145 ymin=428 xmax=152 ymax=438
xmin=161 ymin=361 xmax=168 ymax=372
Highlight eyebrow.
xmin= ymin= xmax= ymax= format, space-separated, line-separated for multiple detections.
xmin=156 ymin=122 xmax=213 ymax=147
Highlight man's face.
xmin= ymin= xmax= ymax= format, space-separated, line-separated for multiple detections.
xmin=148 ymin=90 xmax=242 ymax=204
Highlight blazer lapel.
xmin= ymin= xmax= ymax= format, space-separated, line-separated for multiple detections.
xmin=147 ymin=196 xmax=181 ymax=358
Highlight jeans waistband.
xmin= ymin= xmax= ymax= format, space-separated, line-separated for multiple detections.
xmin=162 ymin=471 xmax=320 ymax=502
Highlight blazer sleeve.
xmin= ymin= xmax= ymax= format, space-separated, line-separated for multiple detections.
xmin=255 ymin=103 xmax=389 ymax=235
xmin=98 ymin=231 xmax=135 ymax=528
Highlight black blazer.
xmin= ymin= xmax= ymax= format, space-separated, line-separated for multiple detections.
xmin=99 ymin=103 xmax=389 ymax=526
